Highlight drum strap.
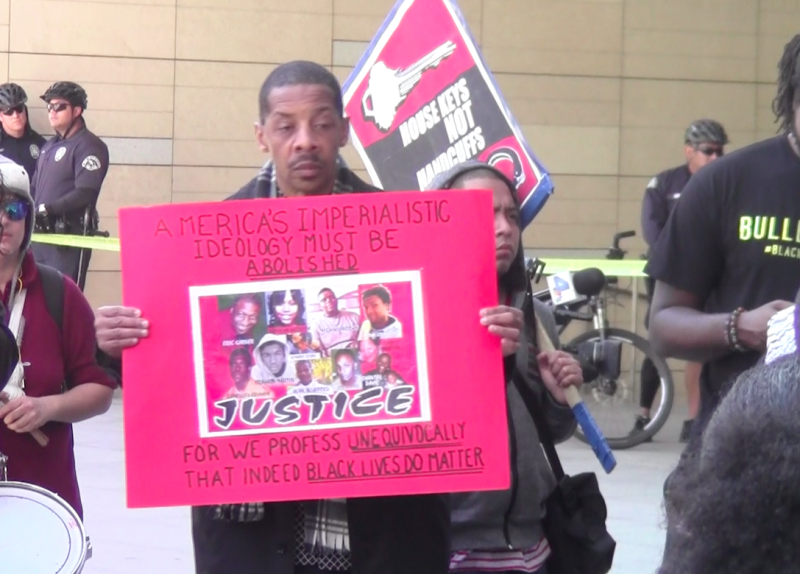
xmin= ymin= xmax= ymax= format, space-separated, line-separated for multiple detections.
xmin=5 ymin=288 xmax=27 ymax=400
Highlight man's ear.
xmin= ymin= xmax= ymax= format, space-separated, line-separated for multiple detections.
xmin=338 ymin=116 xmax=350 ymax=148
xmin=255 ymin=121 xmax=270 ymax=153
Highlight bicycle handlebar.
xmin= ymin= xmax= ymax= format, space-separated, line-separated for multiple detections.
xmin=612 ymin=230 xmax=636 ymax=250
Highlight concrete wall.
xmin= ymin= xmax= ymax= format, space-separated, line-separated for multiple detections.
xmin=2 ymin=0 xmax=797 ymax=308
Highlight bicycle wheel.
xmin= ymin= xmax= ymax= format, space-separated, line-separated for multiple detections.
xmin=565 ymin=328 xmax=674 ymax=450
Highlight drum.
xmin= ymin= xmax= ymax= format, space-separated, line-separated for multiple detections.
xmin=0 ymin=480 xmax=90 ymax=573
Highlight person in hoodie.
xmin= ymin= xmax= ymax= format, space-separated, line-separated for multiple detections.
xmin=93 ymin=61 xmax=451 ymax=574
xmin=426 ymin=160 xmax=583 ymax=574
xmin=0 ymin=157 xmax=115 ymax=519
xmin=251 ymin=333 xmax=297 ymax=384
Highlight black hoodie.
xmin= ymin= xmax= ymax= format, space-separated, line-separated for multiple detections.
xmin=427 ymin=160 xmax=576 ymax=552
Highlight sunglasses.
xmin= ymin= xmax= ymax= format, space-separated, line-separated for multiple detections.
xmin=696 ymin=146 xmax=724 ymax=157
xmin=0 ymin=200 xmax=29 ymax=221
xmin=46 ymin=102 xmax=70 ymax=113
xmin=1 ymin=105 xmax=24 ymax=116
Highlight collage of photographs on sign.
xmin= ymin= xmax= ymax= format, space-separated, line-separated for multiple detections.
xmin=190 ymin=272 xmax=430 ymax=437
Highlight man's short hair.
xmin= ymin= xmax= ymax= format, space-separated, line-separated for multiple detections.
xmin=334 ymin=348 xmax=356 ymax=362
xmin=229 ymin=347 xmax=252 ymax=366
xmin=318 ymin=287 xmax=335 ymax=298
xmin=259 ymin=61 xmax=343 ymax=121
xmin=233 ymin=293 xmax=261 ymax=308
xmin=361 ymin=285 xmax=392 ymax=305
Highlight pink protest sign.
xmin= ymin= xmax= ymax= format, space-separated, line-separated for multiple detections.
xmin=119 ymin=190 xmax=510 ymax=508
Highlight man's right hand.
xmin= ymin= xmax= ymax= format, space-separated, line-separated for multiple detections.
xmin=95 ymin=306 xmax=149 ymax=359
xmin=738 ymin=300 xmax=794 ymax=352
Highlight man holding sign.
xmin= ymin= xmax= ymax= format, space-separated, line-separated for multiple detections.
xmin=96 ymin=61 xmax=524 ymax=574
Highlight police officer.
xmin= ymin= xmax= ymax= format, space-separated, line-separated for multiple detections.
xmin=31 ymin=81 xmax=109 ymax=291
xmin=0 ymin=83 xmax=46 ymax=181
xmin=634 ymin=118 xmax=728 ymax=443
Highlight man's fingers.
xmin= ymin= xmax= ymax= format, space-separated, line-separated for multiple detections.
xmin=482 ymin=313 xmax=523 ymax=328
xmin=488 ymin=325 xmax=520 ymax=340
xmin=97 ymin=306 xmax=142 ymax=319
xmin=100 ymin=326 xmax=148 ymax=339
xmin=98 ymin=316 xmax=148 ymax=331
xmin=480 ymin=306 xmax=522 ymax=318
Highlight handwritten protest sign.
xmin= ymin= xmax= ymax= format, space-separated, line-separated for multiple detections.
xmin=119 ymin=191 xmax=510 ymax=508
xmin=342 ymin=0 xmax=554 ymax=229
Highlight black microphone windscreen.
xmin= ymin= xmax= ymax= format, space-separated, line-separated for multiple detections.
xmin=572 ymin=267 xmax=606 ymax=297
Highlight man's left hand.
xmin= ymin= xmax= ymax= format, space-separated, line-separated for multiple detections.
xmin=537 ymin=351 xmax=584 ymax=405
xmin=0 ymin=393 xmax=53 ymax=433
xmin=480 ymin=306 xmax=524 ymax=356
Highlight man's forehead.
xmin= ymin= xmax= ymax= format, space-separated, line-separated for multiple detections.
xmin=268 ymin=84 xmax=339 ymax=115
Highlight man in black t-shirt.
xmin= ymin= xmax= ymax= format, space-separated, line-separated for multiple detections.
xmin=0 ymin=83 xmax=46 ymax=181
xmin=647 ymin=34 xmax=800 ymax=442
xmin=635 ymin=119 xmax=728 ymax=443
xmin=30 ymin=81 xmax=109 ymax=291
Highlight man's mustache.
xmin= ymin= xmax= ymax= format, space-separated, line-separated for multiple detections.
xmin=290 ymin=154 xmax=321 ymax=169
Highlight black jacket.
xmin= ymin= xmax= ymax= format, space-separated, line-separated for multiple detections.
xmin=640 ymin=164 xmax=692 ymax=249
xmin=192 ymin=164 xmax=451 ymax=574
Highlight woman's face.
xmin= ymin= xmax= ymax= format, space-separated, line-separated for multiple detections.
xmin=275 ymin=291 xmax=299 ymax=325
xmin=359 ymin=337 xmax=379 ymax=363
xmin=0 ymin=198 xmax=27 ymax=258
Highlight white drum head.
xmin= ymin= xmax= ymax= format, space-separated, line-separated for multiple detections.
xmin=0 ymin=481 xmax=87 ymax=573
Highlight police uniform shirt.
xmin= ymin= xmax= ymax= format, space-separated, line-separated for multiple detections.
xmin=32 ymin=124 xmax=109 ymax=217
xmin=0 ymin=129 xmax=46 ymax=182
xmin=640 ymin=164 xmax=691 ymax=249
xmin=645 ymin=135 xmax=800 ymax=417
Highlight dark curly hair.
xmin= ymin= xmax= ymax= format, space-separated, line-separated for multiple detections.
xmin=267 ymin=289 xmax=306 ymax=327
xmin=659 ymin=353 xmax=800 ymax=574
xmin=772 ymin=34 xmax=800 ymax=134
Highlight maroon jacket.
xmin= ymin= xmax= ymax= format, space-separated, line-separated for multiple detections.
xmin=0 ymin=251 xmax=115 ymax=518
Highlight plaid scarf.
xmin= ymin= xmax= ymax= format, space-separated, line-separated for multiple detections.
xmin=211 ymin=156 xmax=358 ymax=560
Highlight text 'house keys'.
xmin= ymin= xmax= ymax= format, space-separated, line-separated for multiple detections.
xmin=362 ymin=40 xmax=457 ymax=132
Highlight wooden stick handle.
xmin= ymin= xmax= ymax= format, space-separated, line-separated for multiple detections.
xmin=0 ymin=398 xmax=50 ymax=447
xmin=30 ymin=428 xmax=49 ymax=447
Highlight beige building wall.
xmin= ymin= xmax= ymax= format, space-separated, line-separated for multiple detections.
xmin=1 ymin=0 xmax=797 ymax=310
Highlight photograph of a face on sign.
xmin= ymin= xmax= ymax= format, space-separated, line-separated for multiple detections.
xmin=190 ymin=271 xmax=428 ymax=438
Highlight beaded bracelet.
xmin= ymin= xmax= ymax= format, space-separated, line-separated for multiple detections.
xmin=725 ymin=307 xmax=746 ymax=352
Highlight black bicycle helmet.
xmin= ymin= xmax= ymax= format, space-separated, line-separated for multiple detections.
xmin=40 ymin=81 xmax=88 ymax=110
xmin=684 ymin=119 xmax=729 ymax=146
xmin=0 ymin=83 xmax=27 ymax=109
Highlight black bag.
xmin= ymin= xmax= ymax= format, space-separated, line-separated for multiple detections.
xmin=511 ymin=371 xmax=616 ymax=574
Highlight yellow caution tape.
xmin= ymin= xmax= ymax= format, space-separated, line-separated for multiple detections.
xmin=540 ymin=258 xmax=647 ymax=277
xmin=31 ymin=233 xmax=120 ymax=252
xmin=28 ymin=237 xmax=648 ymax=276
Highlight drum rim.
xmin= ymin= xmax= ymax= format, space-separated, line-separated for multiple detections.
xmin=0 ymin=480 xmax=88 ymax=570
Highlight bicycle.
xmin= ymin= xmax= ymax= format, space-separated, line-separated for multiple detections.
xmin=527 ymin=230 xmax=674 ymax=450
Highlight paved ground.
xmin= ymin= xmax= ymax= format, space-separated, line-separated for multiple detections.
xmin=67 ymin=392 xmax=682 ymax=574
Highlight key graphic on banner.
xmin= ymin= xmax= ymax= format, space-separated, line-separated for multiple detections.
xmin=363 ymin=40 xmax=457 ymax=132
xmin=343 ymin=0 xmax=554 ymax=229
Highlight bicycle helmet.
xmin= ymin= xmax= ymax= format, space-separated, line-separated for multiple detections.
xmin=40 ymin=81 xmax=88 ymax=110
xmin=684 ymin=119 xmax=729 ymax=146
xmin=0 ymin=83 xmax=28 ymax=110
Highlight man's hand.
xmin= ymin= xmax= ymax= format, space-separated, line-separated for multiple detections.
xmin=738 ymin=300 xmax=794 ymax=352
xmin=0 ymin=393 xmax=53 ymax=433
xmin=537 ymin=351 xmax=583 ymax=405
xmin=95 ymin=306 xmax=149 ymax=359
xmin=480 ymin=306 xmax=524 ymax=356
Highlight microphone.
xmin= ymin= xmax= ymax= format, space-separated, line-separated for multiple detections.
xmin=572 ymin=267 xmax=606 ymax=298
